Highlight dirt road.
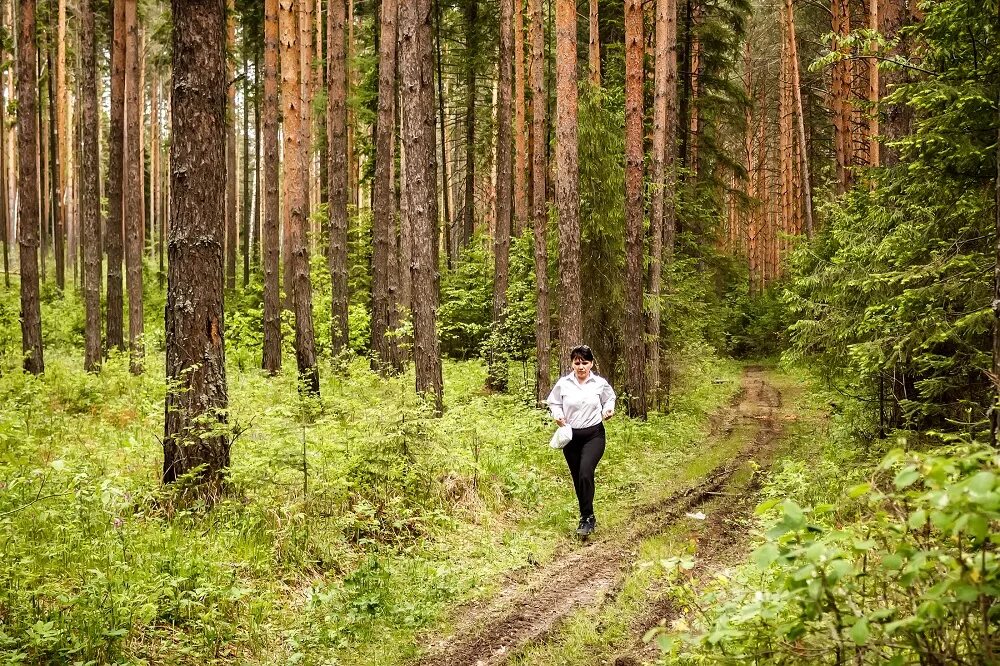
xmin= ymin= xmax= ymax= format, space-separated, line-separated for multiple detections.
xmin=414 ymin=367 xmax=784 ymax=666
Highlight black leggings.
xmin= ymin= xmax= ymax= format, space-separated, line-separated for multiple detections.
xmin=563 ymin=422 xmax=606 ymax=519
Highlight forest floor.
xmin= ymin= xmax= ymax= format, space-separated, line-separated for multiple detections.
xmin=412 ymin=366 xmax=792 ymax=666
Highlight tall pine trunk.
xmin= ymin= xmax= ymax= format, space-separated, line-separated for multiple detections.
xmin=400 ymin=0 xmax=444 ymax=412
xmin=164 ymin=0 xmax=229 ymax=492
xmin=512 ymin=0 xmax=527 ymax=234
xmin=225 ymin=0 xmax=237 ymax=291
xmin=262 ymin=0 xmax=282 ymax=374
xmin=371 ymin=0 xmax=402 ymax=374
xmin=17 ymin=0 xmax=44 ymax=375
xmin=462 ymin=0 xmax=476 ymax=247
xmin=624 ymin=0 xmax=646 ymax=418
xmin=327 ymin=0 xmax=349 ymax=355
xmin=54 ymin=0 xmax=67 ymax=291
xmin=242 ymin=51 xmax=251 ymax=288
xmin=588 ymin=0 xmax=599 ymax=86
xmin=784 ymin=0 xmax=813 ymax=237
xmin=488 ymin=0 xmax=514 ymax=392
xmin=280 ymin=0 xmax=320 ymax=394
xmin=831 ymin=0 xmax=851 ymax=193
xmin=81 ymin=0 xmax=102 ymax=372
xmin=124 ymin=0 xmax=144 ymax=374
xmin=555 ymin=0 xmax=581 ymax=373
xmin=529 ymin=0 xmax=550 ymax=404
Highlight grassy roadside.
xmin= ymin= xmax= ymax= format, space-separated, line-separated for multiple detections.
xmin=504 ymin=365 xmax=831 ymax=666
xmin=0 ymin=340 xmax=740 ymax=665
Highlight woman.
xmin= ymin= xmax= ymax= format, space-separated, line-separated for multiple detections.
xmin=546 ymin=345 xmax=616 ymax=536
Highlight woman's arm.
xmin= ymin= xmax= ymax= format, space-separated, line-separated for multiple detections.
xmin=600 ymin=381 xmax=617 ymax=419
xmin=545 ymin=382 xmax=566 ymax=426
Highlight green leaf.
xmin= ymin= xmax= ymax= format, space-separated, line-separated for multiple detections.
xmin=894 ymin=466 xmax=921 ymax=490
xmin=968 ymin=471 xmax=995 ymax=495
xmin=848 ymin=483 xmax=872 ymax=498
xmin=753 ymin=543 xmax=780 ymax=571
xmin=850 ymin=618 xmax=870 ymax=646
xmin=907 ymin=509 xmax=927 ymax=529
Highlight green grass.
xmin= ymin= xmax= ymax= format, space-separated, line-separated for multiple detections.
xmin=0 ymin=279 xmax=743 ymax=665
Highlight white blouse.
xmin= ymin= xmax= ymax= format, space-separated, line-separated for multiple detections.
xmin=546 ymin=372 xmax=617 ymax=429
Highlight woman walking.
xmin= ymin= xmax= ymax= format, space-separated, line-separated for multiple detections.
xmin=546 ymin=345 xmax=617 ymax=536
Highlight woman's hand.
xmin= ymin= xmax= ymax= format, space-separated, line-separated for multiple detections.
xmin=602 ymin=409 xmax=614 ymax=421
xmin=555 ymin=417 xmax=566 ymax=427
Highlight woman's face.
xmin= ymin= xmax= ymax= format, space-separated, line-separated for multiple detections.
xmin=572 ymin=356 xmax=593 ymax=379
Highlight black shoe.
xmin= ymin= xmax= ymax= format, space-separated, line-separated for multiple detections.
xmin=576 ymin=515 xmax=596 ymax=537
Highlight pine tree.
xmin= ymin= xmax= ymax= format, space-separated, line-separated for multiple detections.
xmin=624 ymin=0 xmax=646 ymax=417
xmin=555 ymin=0 xmax=581 ymax=372
xmin=163 ymin=0 xmax=230 ymax=492
xmin=400 ymin=0 xmax=443 ymax=412
xmin=17 ymin=0 xmax=44 ymax=375
xmin=80 ymin=0 xmax=101 ymax=372
xmin=262 ymin=0 xmax=282 ymax=374
xmin=327 ymin=0 xmax=349 ymax=355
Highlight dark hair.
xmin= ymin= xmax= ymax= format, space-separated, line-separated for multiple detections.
xmin=569 ymin=345 xmax=594 ymax=362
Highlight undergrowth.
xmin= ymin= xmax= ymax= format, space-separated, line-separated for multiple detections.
xmin=0 ymin=280 xmax=741 ymax=665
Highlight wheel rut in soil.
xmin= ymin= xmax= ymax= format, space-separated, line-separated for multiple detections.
xmin=414 ymin=368 xmax=784 ymax=666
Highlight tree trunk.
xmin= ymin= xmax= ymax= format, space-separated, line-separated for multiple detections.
xmin=433 ymin=0 xmax=452 ymax=257
xmin=225 ymin=0 xmax=237 ymax=291
xmin=328 ymin=0 xmax=349 ymax=355
xmin=867 ymin=0 xmax=880 ymax=168
xmin=624 ymin=0 xmax=646 ymax=418
xmin=53 ymin=0 xmax=67 ymax=291
xmin=0 ymin=5 xmax=7 ymax=290
xmin=371 ymin=0 xmax=402 ymax=374
xmin=555 ymin=0 xmax=581 ymax=373
xmin=831 ymin=0 xmax=851 ymax=193
xmin=124 ymin=0 xmax=144 ymax=374
xmin=280 ymin=0 xmax=320 ymax=395
xmin=262 ymin=0 xmax=282 ymax=374
xmin=151 ymin=70 xmax=161 ymax=285
xmin=17 ymin=0 xmax=44 ymax=375
xmin=488 ymin=0 xmax=514 ymax=392
xmin=242 ymin=50 xmax=251 ymax=288
xmin=160 ymin=79 xmax=167 ymax=285
xmin=784 ymin=0 xmax=813 ymax=238
xmin=399 ymin=0 xmax=443 ymax=412
xmin=588 ymin=0 xmax=599 ymax=87
xmin=686 ymin=1 xmax=700 ymax=178
xmin=513 ymin=0 xmax=527 ymax=235
xmin=253 ymin=45 xmax=262 ymax=272
xmin=164 ymin=0 xmax=230 ymax=493
xmin=529 ymin=0 xmax=550 ymax=405
xmin=462 ymin=0 xmax=476 ymax=248
xmin=81 ymin=0 xmax=102 ymax=372
xmin=299 ymin=0 xmax=314 ymax=243
xmin=648 ymin=0 xmax=675 ymax=402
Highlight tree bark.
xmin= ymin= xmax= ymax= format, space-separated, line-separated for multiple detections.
xmin=225 ymin=0 xmax=237 ymax=291
xmin=371 ymin=0 xmax=403 ymax=374
xmin=530 ymin=0 xmax=550 ymax=404
xmin=433 ymin=0 xmax=452 ymax=256
xmin=242 ymin=49 xmax=251 ymax=288
xmin=253 ymin=45 xmax=262 ymax=272
xmin=831 ymin=0 xmax=851 ymax=193
xmin=17 ymin=0 xmax=44 ymax=375
xmin=624 ymin=0 xmax=646 ymax=418
xmin=124 ymin=0 xmax=144 ymax=374
xmin=784 ymin=0 xmax=813 ymax=237
xmin=462 ymin=0 xmax=476 ymax=248
xmin=280 ymin=0 xmax=320 ymax=394
xmin=164 ymin=0 xmax=230 ymax=492
xmin=588 ymin=0 xmax=599 ymax=87
xmin=648 ymin=0 xmax=675 ymax=402
xmin=555 ymin=0 xmax=581 ymax=373
xmin=399 ymin=0 xmax=443 ymax=412
xmin=107 ymin=0 xmax=125 ymax=353
xmin=328 ymin=0 xmax=349 ymax=355
xmin=0 ymin=5 xmax=7 ymax=290
xmin=262 ymin=0 xmax=283 ymax=374
xmin=488 ymin=0 xmax=514 ymax=392
xmin=54 ymin=0 xmax=67 ymax=291
xmin=513 ymin=0 xmax=527 ymax=234
xmin=81 ymin=0 xmax=102 ymax=372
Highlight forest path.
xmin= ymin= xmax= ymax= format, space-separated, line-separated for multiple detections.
xmin=413 ymin=367 xmax=785 ymax=666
